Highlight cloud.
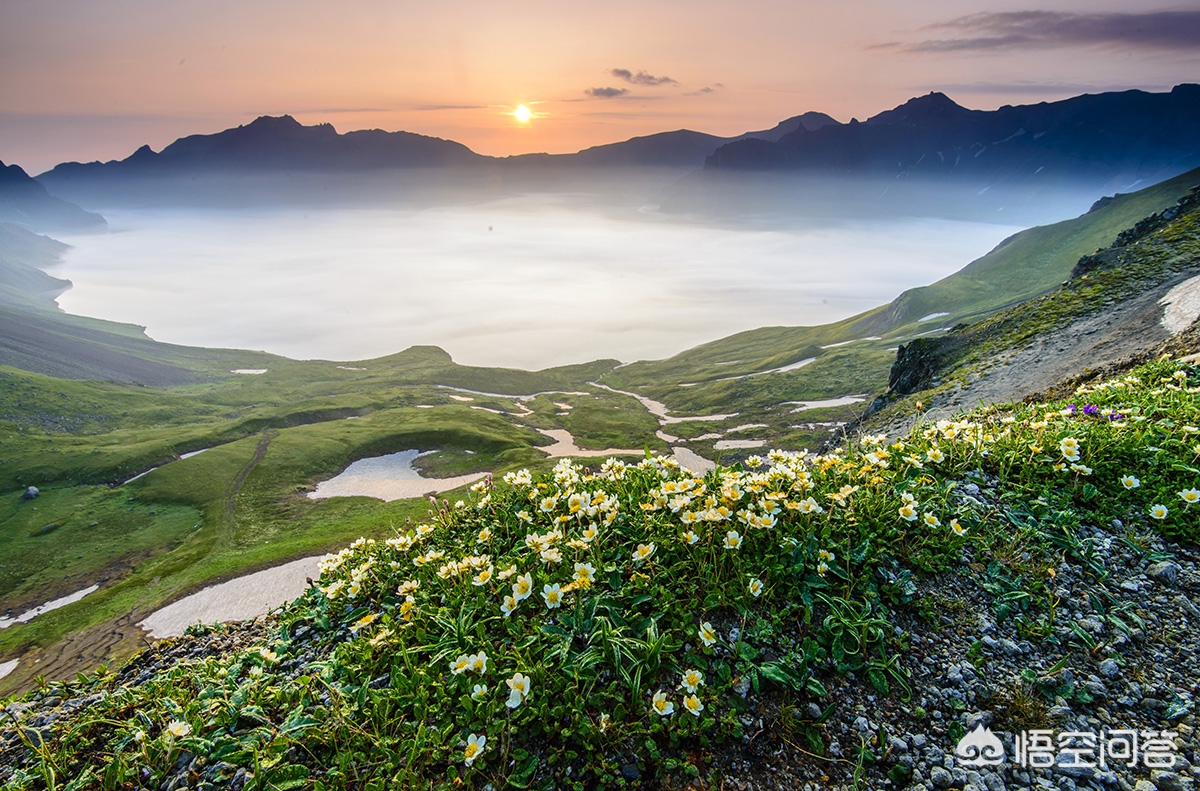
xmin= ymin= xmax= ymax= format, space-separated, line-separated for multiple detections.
xmin=901 ymin=10 xmax=1200 ymax=52
xmin=611 ymin=68 xmax=677 ymax=86
xmin=685 ymin=86 xmax=717 ymax=96
xmin=585 ymin=87 xmax=630 ymax=98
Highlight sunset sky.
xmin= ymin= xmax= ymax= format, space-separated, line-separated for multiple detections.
xmin=2 ymin=0 xmax=1198 ymax=174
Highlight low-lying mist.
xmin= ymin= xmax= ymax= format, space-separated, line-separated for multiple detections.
xmin=52 ymin=196 xmax=1025 ymax=369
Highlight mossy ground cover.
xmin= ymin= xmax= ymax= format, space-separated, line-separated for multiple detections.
xmin=5 ymin=355 xmax=1197 ymax=789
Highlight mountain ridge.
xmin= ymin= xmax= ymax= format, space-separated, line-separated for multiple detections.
xmin=0 ymin=160 xmax=106 ymax=232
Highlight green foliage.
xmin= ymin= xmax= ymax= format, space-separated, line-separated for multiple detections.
xmin=8 ymin=355 xmax=1200 ymax=787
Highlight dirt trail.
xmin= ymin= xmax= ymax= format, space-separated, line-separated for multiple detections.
xmin=925 ymin=272 xmax=1198 ymax=421
xmin=223 ymin=431 xmax=272 ymax=535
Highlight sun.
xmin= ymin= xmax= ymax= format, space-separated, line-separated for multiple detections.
xmin=513 ymin=104 xmax=533 ymax=123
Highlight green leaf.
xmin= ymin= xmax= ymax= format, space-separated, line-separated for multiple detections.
xmin=758 ymin=663 xmax=797 ymax=689
xmin=279 ymin=714 xmax=321 ymax=735
xmin=801 ymin=676 xmax=830 ymax=696
xmin=1165 ymin=695 xmax=1194 ymax=720
xmin=736 ymin=642 xmax=759 ymax=661
xmin=507 ymin=754 xmax=537 ymax=787
xmin=263 ymin=765 xmax=309 ymax=791
xmin=239 ymin=705 xmax=269 ymax=724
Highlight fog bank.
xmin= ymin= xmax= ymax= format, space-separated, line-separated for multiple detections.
xmin=54 ymin=198 xmax=1023 ymax=369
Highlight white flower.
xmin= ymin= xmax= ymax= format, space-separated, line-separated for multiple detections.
xmin=468 ymin=652 xmax=488 ymax=674
xmin=698 ymin=621 xmax=718 ymax=647
xmin=723 ymin=530 xmax=743 ymax=550
xmin=450 ymin=654 xmax=471 ymax=675
xmin=1149 ymin=504 xmax=1169 ymax=520
xmin=504 ymin=469 xmax=532 ymax=487
xmin=471 ymin=684 xmax=489 ymax=701
xmin=1179 ymin=488 xmax=1200 ymax=505
xmin=506 ymin=672 xmax=531 ymax=708
xmin=651 ymin=690 xmax=674 ymax=717
xmin=748 ymin=578 xmax=764 ymax=597
xmin=463 ymin=733 xmax=486 ymax=766
xmin=542 ymin=583 xmax=563 ymax=609
xmin=922 ymin=512 xmax=941 ymax=528
xmin=1120 ymin=475 xmax=1141 ymax=490
xmin=512 ymin=573 xmax=534 ymax=601
xmin=683 ymin=694 xmax=704 ymax=717
xmin=501 ymin=595 xmax=518 ymax=618
xmin=681 ymin=668 xmax=705 ymax=693
xmin=165 ymin=720 xmax=190 ymax=739
xmin=573 ymin=562 xmax=596 ymax=587
xmin=472 ymin=566 xmax=494 ymax=586
xmin=898 ymin=503 xmax=918 ymax=522
xmin=632 ymin=543 xmax=656 ymax=563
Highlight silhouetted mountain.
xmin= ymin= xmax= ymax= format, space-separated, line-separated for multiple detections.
xmin=744 ymin=112 xmax=840 ymax=142
xmin=556 ymin=114 xmax=841 ymax=167
xmin=0 ymin=160 xmax=105 ymax=232
xmin=704 ymin=85 xmax=1200 ymax=189
xmin=40 ymin=112 xmax=844 ymax=188
xmin=42 ymin=115 xmax=483 ymax=181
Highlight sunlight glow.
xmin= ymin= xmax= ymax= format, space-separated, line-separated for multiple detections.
xmin=513 ymin=104 xmax=533 ymax=123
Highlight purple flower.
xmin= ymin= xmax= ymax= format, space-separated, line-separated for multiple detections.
xmin=1082 ymin=404 xmax=1100 ymax=416
xmin=1064 ymin=404 xmax=1077 ymax=414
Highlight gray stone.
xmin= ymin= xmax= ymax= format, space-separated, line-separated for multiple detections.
xmin=965 ymin=711 xmax=995 ymax=729
xmin=21 ymin=486 xmax=38 ymax=500
xmin=931 ymin=767 xmax=954 ymax=789
xmin=620 ymin=763 xmax=640 ymax=780
xmin=1054 ymin=753 xmax=1097 ymax=779
xmin=1147 ymin=562 xmax=1182 ymax=586
xmin=1179 ymin=596 xmax=1200 ymax=619
xmin=1151 ymin=770 xmax=1192 ymax=791
xmin=1098 ymin=659 xmax=1121 ymax=678
xmin=1136 ymin=781 xmax=1160 ymax=791
xmin=983 ymin=772 xmax=1007 ymax=791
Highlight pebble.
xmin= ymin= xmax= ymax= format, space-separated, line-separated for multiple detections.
xmin=1147 ymin=561 xmax=1182 ymax=585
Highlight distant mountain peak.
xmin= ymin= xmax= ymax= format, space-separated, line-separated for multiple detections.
xmin=867 ymin=91 xmax=973 ymax=127
xmin=245 ymin=114 xmax=302 ymax=127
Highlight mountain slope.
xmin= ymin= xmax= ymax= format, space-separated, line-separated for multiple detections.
xmin=704 ymin=85 xmax=1200 ymax=189
xmin=0 ymin=161 xmax=105 ymax=232
xmin=662 ymin=85 xmax=1200 ymax=223
xmin=882 ymin=181 xmax=1200 ymax=414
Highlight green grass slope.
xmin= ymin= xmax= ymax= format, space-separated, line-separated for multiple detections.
xmin=3 ymin=352 xmax=1198 ymax=789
